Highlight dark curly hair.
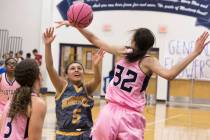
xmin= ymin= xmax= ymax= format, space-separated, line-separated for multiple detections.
xmin=8 ymin=59 xmax=39 ymax=120
xmin=126 ymin=28 xmax=155 ymax=62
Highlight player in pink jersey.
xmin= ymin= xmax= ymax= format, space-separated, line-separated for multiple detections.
xmin=0 ymin=59 xmax=46 ymax=140
xmin=0 ymin=58 xmax=20 ymax=118
xmin=56 ymin=21 xmax=210 ymax=140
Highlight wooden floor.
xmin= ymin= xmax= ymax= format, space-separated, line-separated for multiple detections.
xmin=42 ymin=94 xmax=210 ymax=140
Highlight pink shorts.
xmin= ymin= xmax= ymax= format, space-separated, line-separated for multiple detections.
xmin=91 ymin=102 xmax=146 ymax=140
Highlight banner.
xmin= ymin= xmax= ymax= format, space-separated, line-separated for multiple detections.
xmin=164 ymin=40 xmax=210 ymax=81
xmin=57 ymin=0 xmax=210 ymax=29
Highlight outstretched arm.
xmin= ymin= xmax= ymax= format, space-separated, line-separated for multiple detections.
xmin=85 ymin=49 xmax=105 ymax=95
xmin=55 ymin=20 xmax=125 ymax=55
xmin=77 ymin=28 xmax=124 ymax=55
xmin=143 ymin=31 xmax=210 ymax=80
xmin=43 ymin=27 xmax=67 ymax=95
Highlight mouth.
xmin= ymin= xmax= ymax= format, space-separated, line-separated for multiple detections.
xmin=74 ymin=73 xmax=81 ymax=78
xmin=9 ymin=68 xmax=15 ymax=71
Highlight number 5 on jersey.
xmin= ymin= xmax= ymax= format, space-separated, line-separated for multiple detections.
xmin=4 ymin=120 xmax=12 ymax=138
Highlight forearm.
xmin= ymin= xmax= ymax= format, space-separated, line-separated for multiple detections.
xmin=93 ymin=65 xmax=101 ymax=84
xmin=169 ymin=51 xmax=198 ymax=78
xmin=85 ymin=65 xmax=101 ymax=95
xmin=77 ymin=28 xmax=97 ymax=44
xmin=45 ymin=45 xmax=54 ymax=69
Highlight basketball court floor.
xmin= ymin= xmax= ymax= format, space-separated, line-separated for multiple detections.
xmin=42 ymin=94 xmax=210 ymax=140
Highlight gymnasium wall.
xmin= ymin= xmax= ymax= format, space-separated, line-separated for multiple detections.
xmin=40 ymin=0 xmax=209 ymax=100
xmin=0 ymin=0 xmax=42 ymax=55
xmin=1 ymin=0 xmax=208 ymax=100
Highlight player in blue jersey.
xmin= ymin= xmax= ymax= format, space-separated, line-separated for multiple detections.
xmin=43 ymin=27 xmax=104 ymax=140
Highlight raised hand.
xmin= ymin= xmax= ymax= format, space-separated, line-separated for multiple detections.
xmin=93 ymin=49 xmax=105 ymax=66
xmin=194 ymin=31 xmax=210 ymax=55
xmin=43 ymin=27 xmax=56 ymax=46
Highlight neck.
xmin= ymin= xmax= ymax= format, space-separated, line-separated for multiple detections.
xmin=72 ymin=80 xmax=83 ymax=87
xmin=6 ymin=72 xmax=14 ymax=80
xmin=32 ymin=81 xmax=40 ymax=94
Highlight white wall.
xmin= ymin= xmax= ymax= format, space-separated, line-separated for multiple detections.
xmin=0 ymin=0 xmax=42 ymax=55
xmin=3 ymin=0 xmax=206 ymax=100
xmin=40 ymin=0 xmax=208 ymax=100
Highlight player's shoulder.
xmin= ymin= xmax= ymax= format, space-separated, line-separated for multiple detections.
xmin=141 ymin=55 xmax=157 ymax=65
xmin=31 ymin=96 xmax=46 ymax=114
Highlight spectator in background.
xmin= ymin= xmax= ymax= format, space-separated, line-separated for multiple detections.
xmin=2 ymin=53 xmax=9 ymax=60
xmin=0 ymin=53 xmax=9 ymax=67
xmin=9 ymin=51 xmax=13 ymax=58
xmin=15 ymin=53 xmax=18 ymax=60
xmin=15 ymin=51 xmax=24 ymax=63
xmin=18 ymin=50 xmax=24 ymax=61
xmin=26 ymin=53 xmax=31 ymax=59
xmin=32 ymin=49 xmax=42 ymax=66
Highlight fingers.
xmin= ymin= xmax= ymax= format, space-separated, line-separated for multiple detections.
xmin=49 ymin=27 xmax=54 ymax=35
xmin=200 ymin=31 xmax=209 ymax=43
xmin=204 ymin=40 xmax=210 ymax=47
xmin=44 ymin=27 xmax=55 ymax=37
xmin=43 ymin=32 xmax=46 ymax=39
xmin=52 ymin=35 xmax=56 ymax=42
xmin=97 ymin=49 xmax=105 ymax=56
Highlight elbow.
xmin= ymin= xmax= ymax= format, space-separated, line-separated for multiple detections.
xmin=165 ymin=74 xmax=176 ymax=81
xmin=95 ymin=76 xmax=101 ymax=84
xmin=163 ymin=70 xmax=177 ymax=81
xmin=167 ymin=76 xmax=175 ymax=81
xmin=95 ymin=77 xmax=102 ymax=86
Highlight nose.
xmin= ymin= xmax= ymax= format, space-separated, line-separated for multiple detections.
xmin=75 ymin=68 xmax=79 ymax=72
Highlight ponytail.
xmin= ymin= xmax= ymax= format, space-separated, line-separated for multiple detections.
xmin=8 ymin=86 xmax=32 ymax=120
xmin=126 ymin=28 xmax=155 ymax=62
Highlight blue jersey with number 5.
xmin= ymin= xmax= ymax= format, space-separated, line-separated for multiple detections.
xmin=55 ymin=81 xmax=94 ymax=133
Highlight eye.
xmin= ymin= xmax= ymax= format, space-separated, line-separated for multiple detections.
xmin=78 ymin=67 xmax=82 ymax=70
xmin=70 ymin=67 xmax=75 ymax=70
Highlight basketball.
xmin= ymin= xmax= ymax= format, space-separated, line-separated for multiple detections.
xmin=67 ymin=2 xmax=93 ymax=28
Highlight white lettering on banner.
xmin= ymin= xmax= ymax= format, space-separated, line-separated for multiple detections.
xmin=165 ymin=40 xmax=210 ymax=81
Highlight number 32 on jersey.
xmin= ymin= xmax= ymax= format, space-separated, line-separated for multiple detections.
xmin=113 ymin=65 xmax=137 ymax=92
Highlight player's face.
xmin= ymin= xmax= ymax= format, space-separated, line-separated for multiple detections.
xmin=67 ymin=63 xmax=84 ymax=82
xmin=6 ymin=59 xmax=17 ymax=73
xmin=131 ymin=39 xmax=136 ymax=49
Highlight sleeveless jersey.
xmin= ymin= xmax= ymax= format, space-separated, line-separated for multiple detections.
xmin=55 ymin=81 xmax=94 ymax=133
xmin=106 ymin=57 xmax=151 ymax=113
xmin=0 ymin=73 xmax=20 ymax=113
xmin=0 ymin=93 xmax=37 ymax=140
